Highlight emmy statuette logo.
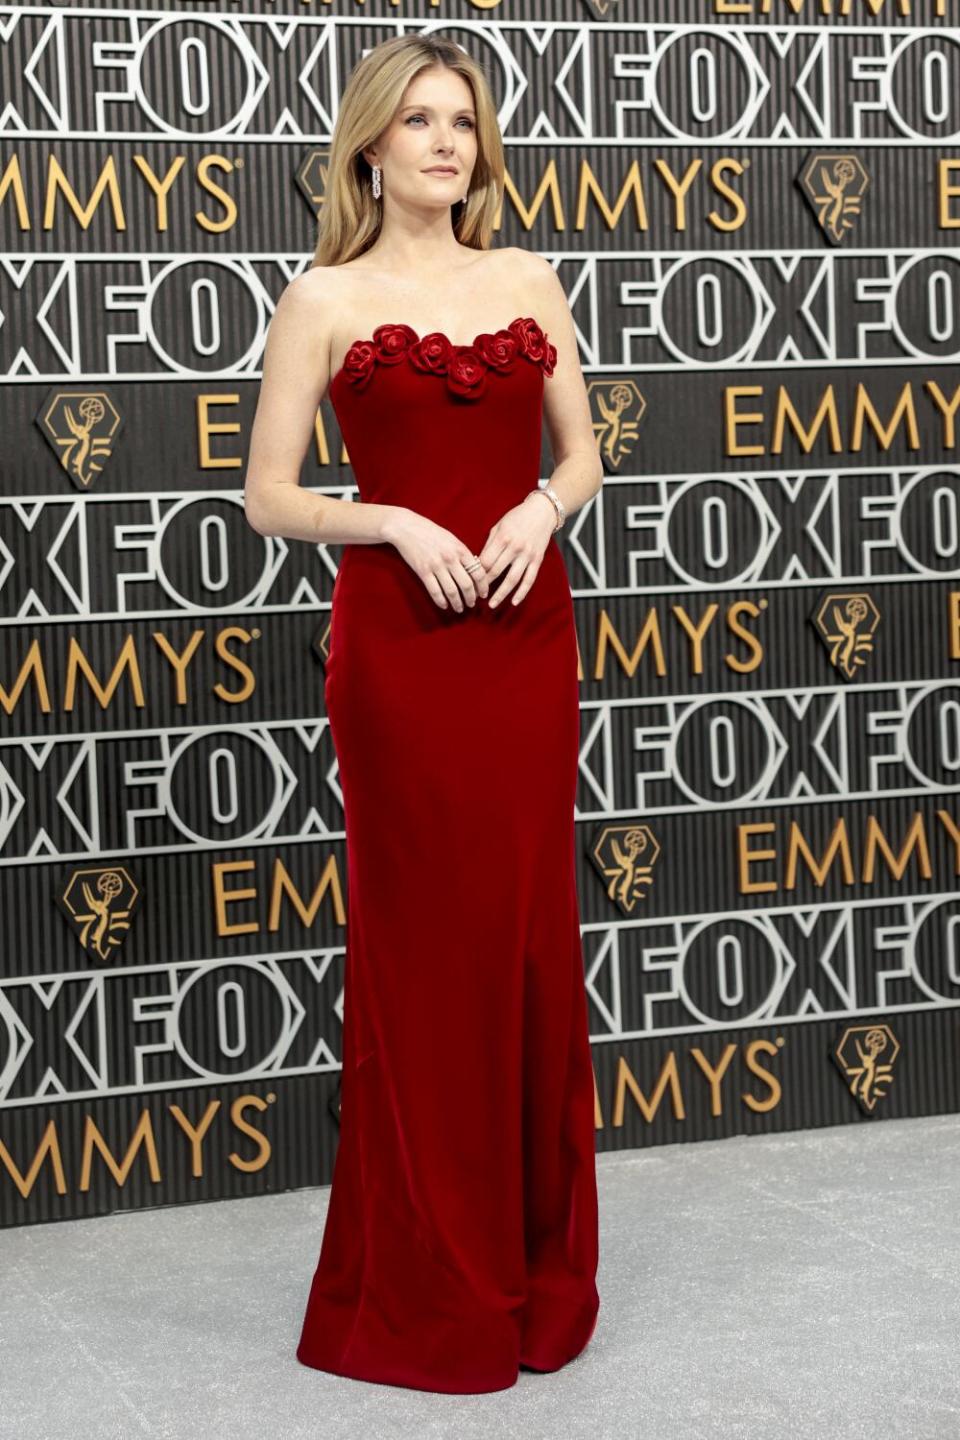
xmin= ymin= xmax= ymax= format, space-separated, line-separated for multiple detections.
xmin=296 ymin=148 xmax=331 ymax=216
xmin=810 ymin=590 xmax=881 ymax=680
xmin=36 ymin=389 xmax=123 ymax=490
xmin=56 ymin=866 xmax=142 ymax=961
xmin=797 ymin=153 xmax=870 ymax=245
xmin=588 ymin=379 xmax=647 ymax=472
xmin=831 ymin=1024 xmax=900 ymax=1114
xmin=589 ymin=824 xmax=660 ymax=915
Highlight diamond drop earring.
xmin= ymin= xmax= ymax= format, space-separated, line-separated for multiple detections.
xmin=371 ymin=164 xmax=381 ymax=200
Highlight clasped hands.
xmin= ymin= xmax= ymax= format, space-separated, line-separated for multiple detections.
xmin=393 ymin=492 xmax=558 ymax=613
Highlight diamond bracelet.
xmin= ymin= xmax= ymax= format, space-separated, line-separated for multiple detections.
xmin=529 ymin=484 xmax=566 ymax=531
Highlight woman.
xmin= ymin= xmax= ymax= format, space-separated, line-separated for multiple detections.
xmin=244 ymin=34 xmax=604 ymax=1395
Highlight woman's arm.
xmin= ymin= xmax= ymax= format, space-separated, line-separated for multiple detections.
xmin=474 ymin=254 xmax=604 ymax=608
xmin=243 ymin=271 xmax=405 ymax=545
xmin=527 ymin=254 xmax=604 ymax=520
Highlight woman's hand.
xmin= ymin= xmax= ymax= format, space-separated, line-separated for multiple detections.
xmin=478 ymin=492 xmax=558 ymax=609
xmin=383 ymin=509 xmax=491 ymax=612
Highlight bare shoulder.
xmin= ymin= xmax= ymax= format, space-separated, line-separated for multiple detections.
xmin=502 ymin=248 xmax=570 ymax=331
xmin=497 ymin=246 xmax=549 ymax=284
xmin=268 ymin=265 xmax=351 ymax=375
xmin=275 ymin=264 xmax=344 ymax=317
xmin=479 ymin=246 xmax=565 ymax=327
xmin=510 ymin=247 xmax=564 ymax=301
xmin=482 ymin=244 xmax=545 ymax=283
xmin=509 ymin=246 xmax=549 ymax=274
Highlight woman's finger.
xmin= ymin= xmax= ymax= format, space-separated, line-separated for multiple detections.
xmin=488 ymin=555 xmax=528 ymax=608
xmin=434 ymin=568 xmax=464 ymax=611
xmin=508 ymin=561 xmax=539 ymax=607
xmin=423 ymin=573 xmax=448 ymax=608
xmin=479 ymin=535 xmax=509 ymax=577
xmin=483 ymin=544 xmax=516 ymax=588
xmin=452 ymin=557 xmax=483 ymax=605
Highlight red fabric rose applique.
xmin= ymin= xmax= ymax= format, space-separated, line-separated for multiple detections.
xmin=336 ymin=316 xmax=557 ymax=399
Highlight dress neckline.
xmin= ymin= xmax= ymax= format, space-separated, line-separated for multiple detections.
xmin=330 ymin=314 xmax=541 ymax=388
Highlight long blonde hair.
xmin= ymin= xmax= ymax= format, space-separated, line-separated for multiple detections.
xmin=311 ymin=35 xmax=504 ymax=267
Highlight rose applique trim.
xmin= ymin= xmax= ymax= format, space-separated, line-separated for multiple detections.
xmin=336 ymin=316 xmax=556 ymax=399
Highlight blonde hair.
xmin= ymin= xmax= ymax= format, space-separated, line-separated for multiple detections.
xmin=311 ymin=35 xmax=504 ymax=267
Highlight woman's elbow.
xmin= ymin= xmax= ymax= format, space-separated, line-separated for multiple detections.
xmin=243 ymin=482 xmax=273 ymax=537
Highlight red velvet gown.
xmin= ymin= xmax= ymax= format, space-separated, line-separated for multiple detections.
xmin=295 ymin=316 xmax=600 ymax=1394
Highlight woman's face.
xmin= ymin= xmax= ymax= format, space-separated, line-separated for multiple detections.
xmin=368 ymin=65 xmax=478 ymax=207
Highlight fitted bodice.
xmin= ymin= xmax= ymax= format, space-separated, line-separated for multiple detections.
xmin=328 ymin=316 xmax=557 ymax=554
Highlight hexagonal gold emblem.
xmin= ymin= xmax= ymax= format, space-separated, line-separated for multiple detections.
xmin=589 ymin=823 xmax=660 ymax=914
xmin=296 ymin=148 xmax=330 ymax=216
xmin=811 ymin=590 xmax=881 ymax=680
xmin=798 ymin=152 xmax=870 ymax=245
xmin=588 ymin=378 xmax=646 ymax=472
xmin=56 ymin=866 xmax=142 ymax=961
xmin=831 ymin=1023 xmax=900 ymax=1113
xmin=36 ymin=389 xmax=123 ymax=490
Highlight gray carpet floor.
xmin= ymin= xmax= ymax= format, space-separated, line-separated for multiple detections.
xmin=3 ymin=1113 xmax=959 ymax=1440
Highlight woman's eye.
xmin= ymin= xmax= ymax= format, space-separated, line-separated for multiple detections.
xmin=405 ymin=115 xmax=474 ymax=128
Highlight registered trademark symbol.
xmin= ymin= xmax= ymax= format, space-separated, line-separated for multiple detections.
xmin=758 ymin=598 xmax=768 ymax=609
xmin=266 ymin=1092 xmax=276 ymax=1103
xmin=251 ymin=627 xmax=261 ymax=638
xmin=776 ymin=1037 xmax=784 ymax=1047
xmin=235 ymin=157 xmax=244 ymax=169
xmin=742 ymin=158 xmax=750 ymax=167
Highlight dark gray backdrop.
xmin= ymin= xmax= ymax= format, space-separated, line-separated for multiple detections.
xmin=2 ymin=0 xmax=959 ymax=1227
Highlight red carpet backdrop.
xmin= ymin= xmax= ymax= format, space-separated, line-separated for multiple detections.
xmin=1 ymin=0 xmax=959 ymax=1227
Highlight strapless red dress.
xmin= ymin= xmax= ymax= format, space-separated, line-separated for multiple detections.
xmin=295 ymin=315 xmax=600 ymax=1394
